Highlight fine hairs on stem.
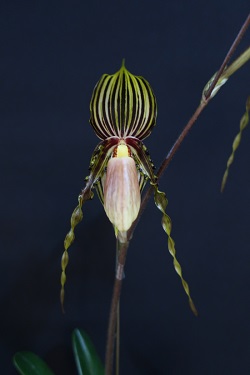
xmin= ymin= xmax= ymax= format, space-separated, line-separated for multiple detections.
xmin=104 ymin=13 xmax=250 ymax=375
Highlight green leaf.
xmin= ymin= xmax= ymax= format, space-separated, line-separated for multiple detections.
xmin=13 ymin=352 xmax=55 ymax=375
xmin=72 ymin=329 xmax=104 ymax=375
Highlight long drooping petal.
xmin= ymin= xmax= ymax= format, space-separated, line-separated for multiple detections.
xmin=90 ymin=61 xmax=157 ymax=140
xmin=221 ymin=96 xmax=250 ymax=192
xmin=154 ymin=186 xmax=197 ymax=315
xmin=61 ymin=137 xmax=119 ymax=309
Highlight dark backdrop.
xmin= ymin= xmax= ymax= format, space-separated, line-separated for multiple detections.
xmin=1 ymin=1 xmax=250 ymax=374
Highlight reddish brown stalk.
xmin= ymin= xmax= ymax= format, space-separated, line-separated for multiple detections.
xmin=105 ymin=13 xmax=250 ymax=375
xmin=105 ymin=240 xmax=129 ymax=375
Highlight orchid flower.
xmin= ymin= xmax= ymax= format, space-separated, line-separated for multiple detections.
xmin=61 ymin=60 xmax=197 ymax=315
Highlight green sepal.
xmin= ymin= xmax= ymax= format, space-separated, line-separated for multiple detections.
xmin=153 ymin=184 xmax=197 ymax=315
xmin=72 ymin=329 xmax=104 ymax=375
xmin=13 ymin=352 xmax=55 ymax=375
xmin=221 ymin=96 xmax=250 ymax=192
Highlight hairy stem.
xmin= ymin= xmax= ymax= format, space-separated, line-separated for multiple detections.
xmin=104 ymin=13 xmax=250 ymax=375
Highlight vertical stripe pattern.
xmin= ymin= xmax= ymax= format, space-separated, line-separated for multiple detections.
xmin=90 ymin=61 xmax=157 ymax=140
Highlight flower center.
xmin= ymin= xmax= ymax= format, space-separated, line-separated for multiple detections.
xmin=113 ymin=143 xmax=131 ymax=158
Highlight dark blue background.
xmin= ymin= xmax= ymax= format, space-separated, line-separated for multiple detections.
xmin=1 ymin=1 xmax=250 ymax=374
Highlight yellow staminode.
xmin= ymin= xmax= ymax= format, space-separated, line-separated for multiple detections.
xmin=116 ymin=144 xmax=129 ymax=158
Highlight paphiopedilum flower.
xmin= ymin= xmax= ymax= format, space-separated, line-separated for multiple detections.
xmin=61 ymin=61 xmax=197 ymax=315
